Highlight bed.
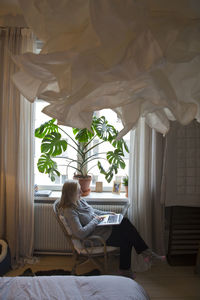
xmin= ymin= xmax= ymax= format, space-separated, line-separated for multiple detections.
xmin=0 ymin=275 xmax=150 ymax=300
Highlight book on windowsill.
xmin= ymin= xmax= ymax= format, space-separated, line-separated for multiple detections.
xmin=34 ymin=190 xmax=52 ymax=197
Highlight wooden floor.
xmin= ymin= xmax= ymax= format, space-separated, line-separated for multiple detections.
xmin=136 ymin=263 xmax=200 ymax=300
xmin=5 ymin=255 xmax=200 ymax=300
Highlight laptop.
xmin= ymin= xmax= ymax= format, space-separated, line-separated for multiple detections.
xmin=97 ymin=214 xmax=123 ymax=226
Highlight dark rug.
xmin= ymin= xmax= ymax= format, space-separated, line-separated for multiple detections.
xmin=20 ymin=268 xmax=101 ymax=277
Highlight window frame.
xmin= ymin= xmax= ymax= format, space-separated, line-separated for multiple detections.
xmin=34 ymin=101 xmax=129 ymax=192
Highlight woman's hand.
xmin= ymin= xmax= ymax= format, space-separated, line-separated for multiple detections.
xmin=95 ymin=216 xmax=105 ymax=222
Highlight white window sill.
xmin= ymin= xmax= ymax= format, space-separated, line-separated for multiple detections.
xmin=34 ymin=191 xmax=129 ymax=204
xmin=36 ymin=185 xmax=125 ymax=193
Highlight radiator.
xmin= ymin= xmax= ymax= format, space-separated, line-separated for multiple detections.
xmin=34 ymin=202 xmax=126 ymax=253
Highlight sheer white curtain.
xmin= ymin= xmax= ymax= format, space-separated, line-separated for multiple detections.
xmin=0 ymin=27 xmax=35 ymax=266
xmin=128 ymin=118 xmax=166 ymax=272
xmin=13 ymin=0 xmax=200 ymax=138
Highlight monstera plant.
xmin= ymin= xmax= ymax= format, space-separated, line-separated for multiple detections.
xmin=35 ymin=116 xmax=129 ymax=195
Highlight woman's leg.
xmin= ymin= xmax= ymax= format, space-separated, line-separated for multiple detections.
xmin=119 ymin=218 xmax=148 ymax=254
xmin=106 ymin=217 xmax=148 ymax=269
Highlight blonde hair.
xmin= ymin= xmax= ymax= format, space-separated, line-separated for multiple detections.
xmin=59 ymin=180 xmax=80 ymax=209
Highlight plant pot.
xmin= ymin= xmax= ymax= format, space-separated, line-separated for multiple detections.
xmin=125 ymin=186 xmax=128 ymax=198
xmin=73 ymin=175 xmax=92 ymax=196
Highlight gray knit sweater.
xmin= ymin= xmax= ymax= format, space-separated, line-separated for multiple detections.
xmin=63 ymin=198 xmax=112 ymax=242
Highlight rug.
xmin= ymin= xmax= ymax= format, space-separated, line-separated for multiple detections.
xmin=20 ymin=268 xmax=101 ymax=276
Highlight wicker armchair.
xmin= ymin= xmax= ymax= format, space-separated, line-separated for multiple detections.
xmin=53 ymin=199 xmax=119 ymax=274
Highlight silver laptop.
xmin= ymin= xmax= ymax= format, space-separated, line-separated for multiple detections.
xmin=97 ymin=214 xmax=123 ymax=226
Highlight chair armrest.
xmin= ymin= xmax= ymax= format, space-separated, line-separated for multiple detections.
xmin=84 ymin=235 xmax=106 ymax=247
xmin=82 ymin=235 xmax=106 ymax=249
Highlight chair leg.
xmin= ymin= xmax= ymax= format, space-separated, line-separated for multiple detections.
xmin=71 ymin=252 xmax=78 ymax=275
xmin=89 ymin=257 xmax=105 ymax=274
xmin=72 ymin=251 xmax=111 ymax=275
xmin=89 ymin=252 xmax=109 ymax=274
xmin=72 ymin=253 xmax=101 ymax=275
xmin=104 ymin=252 xmax=108 ymax=274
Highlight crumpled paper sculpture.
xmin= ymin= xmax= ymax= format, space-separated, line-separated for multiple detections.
xmin=12 ymin=0 xmax=200 ymax=138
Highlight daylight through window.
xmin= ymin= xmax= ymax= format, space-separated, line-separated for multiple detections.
xmin=34 ymin=100 xmax=130 ymax=191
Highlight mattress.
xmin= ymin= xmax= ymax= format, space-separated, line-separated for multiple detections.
xmin=0 ymin=275 xmax=150 ymax=300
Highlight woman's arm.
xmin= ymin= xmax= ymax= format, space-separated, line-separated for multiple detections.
xmin=64 ymin=209 xmax=99 ymax=240
xmin=93 ymin=208 xmax=116 ymax=215
xmin=81 ymin=198 xmax=115 ymax=215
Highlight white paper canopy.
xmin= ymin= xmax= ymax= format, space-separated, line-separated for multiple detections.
xmin=12 ymin=0 xmax=200 ymax=137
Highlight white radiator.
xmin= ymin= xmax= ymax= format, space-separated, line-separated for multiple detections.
xmin=34 ymin=202 xmax=126 ymax=253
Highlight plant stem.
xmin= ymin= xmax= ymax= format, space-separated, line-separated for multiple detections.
xmin=84 ymin=134 xmax=97 ymax=149
xmin=83 ymin=152 xmax=108 ymax=165
xmin=84 ymin=140 xmax=105 ymax=155
xmin=67 ymin=161 xmax=83 ymax=175
xmin=81 ymin=157 xmax=108 ymax=168
xmin=57 ymin=126 xmax=84 ymax=157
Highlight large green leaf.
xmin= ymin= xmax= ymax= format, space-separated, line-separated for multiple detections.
xmin=37 ymin=154 xmax=57 ymax=173
xmin=97 ymin=161 xmax=106 ymax=175
xmin=107 ymin=149 xmax=126 ymax=169
xmin=112 ymin=138 xmax=129 ymax=153
xmin=41 ymin=132 xmax=67 ymax=156
xmin=73 ymin=128 xmax=94 ymax=143
xmin=105 ymin=164 xmax=118 ymax=182
xmin=37 ymin=154 xmax=60 ymax=181
xmin=98 ymin=161 xmax=118 ymax=183
xmin=35 ymin=119 xmax=58 ymax=138
xmin=92 ymin=116 xmax=117 ymax=141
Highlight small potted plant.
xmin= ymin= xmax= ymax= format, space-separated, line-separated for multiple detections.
xmin=122 ymin=175 xmax=128 ymax=197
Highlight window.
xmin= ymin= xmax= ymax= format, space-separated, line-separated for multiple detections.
xmin=87 ymin=110 xmax=130 ymax=189
xmin=34 ymin=100 xmax=130 ymax=191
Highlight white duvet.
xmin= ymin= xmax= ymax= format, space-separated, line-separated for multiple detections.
xmin=0 ymin=275 xmax=149 ymax=300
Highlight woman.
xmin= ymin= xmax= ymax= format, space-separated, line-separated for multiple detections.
xmin=58 ymin=180 xmax=165 ymax=278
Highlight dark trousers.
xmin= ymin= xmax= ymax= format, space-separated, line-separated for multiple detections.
xmin=106 ymin=217 xmax=148 ymax=270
